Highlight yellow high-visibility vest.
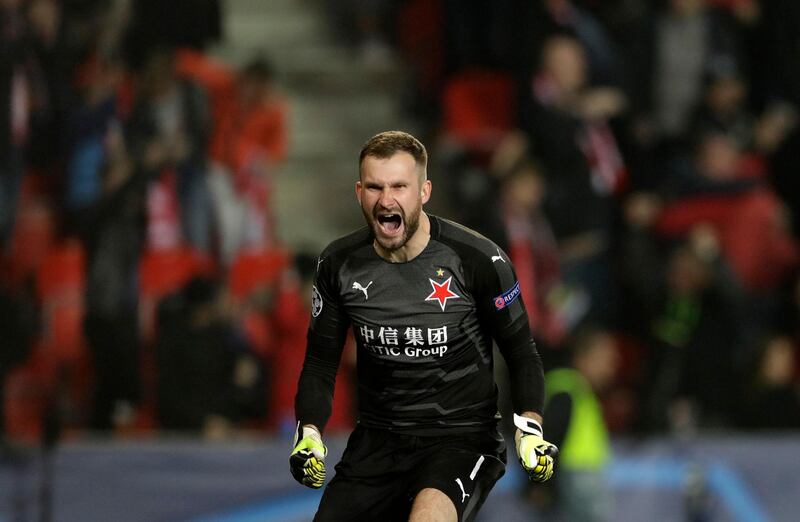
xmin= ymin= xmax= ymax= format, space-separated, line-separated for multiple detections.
xmin=545 ymin=368 xmax=610 ymax=470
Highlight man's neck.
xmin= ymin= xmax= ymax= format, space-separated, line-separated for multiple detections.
xmin=374 ymin=212 xmax=431 ymax=263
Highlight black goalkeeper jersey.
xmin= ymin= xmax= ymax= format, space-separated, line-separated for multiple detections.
xmin=296 ymin=215 xmax=544 ymax=435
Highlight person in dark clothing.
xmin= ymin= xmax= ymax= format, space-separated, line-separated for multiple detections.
xmin=72 ymin=121 xmax=156 ymax=431
xmin=290 ymin=131 xmax=557 ymax=522
xmin=0 ymin=0 xmax=34 ymax=248
xmin=740 ymin=334 xmax=800 ymax=431
xmin=0 ymin=279 xmax=37 ymax=438
xmin=155 ymin=276 xmax=266 ymax=435
xmin=520 ymin=34 xmax=627 ymax=324
xmin=644 ymin=237 xmax=745 ymax=431
xmin=127 ymin=46 xmax=213 ymax=252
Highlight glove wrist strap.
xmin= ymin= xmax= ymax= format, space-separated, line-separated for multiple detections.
xmin=294 ymin=422 xmax=323 ymax=445
xmin=513 ymin=414 xmax=543 ymax=437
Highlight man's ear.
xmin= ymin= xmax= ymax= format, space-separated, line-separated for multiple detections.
xmin=421 ymin=179 xmax=432 ymax=204
xmin=355 ymin=180 xmax=362 ymax=204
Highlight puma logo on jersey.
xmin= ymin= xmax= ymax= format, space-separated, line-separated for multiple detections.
xmin=352 ymin=281 xmax=373 ymax=299
xmin=455 ymin=478 xmax=470 ymax=503
xmin=491 ymin=248 xmax=505 ymax=263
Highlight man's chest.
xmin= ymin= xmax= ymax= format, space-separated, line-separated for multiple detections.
xmin=337 ymin=254 xmax=478 ymax=361
xmin=338 ymin=255 xmax=475 ymax=321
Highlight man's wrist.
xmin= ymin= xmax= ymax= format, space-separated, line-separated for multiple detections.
xmin=302 ymin=424 xmax=322 ymax=438
xmin=294 ymin=422 xmax=323 ymax=445
xmin=514 ymin=413 xmax=543 ymax=437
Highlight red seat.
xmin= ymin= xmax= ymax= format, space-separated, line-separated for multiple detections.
xmin=3 ymin=345 xmax=56 ymax=443
xmin=5 ymin=198 xmax=56 ymax=288
xmin=228 ymin=248 xmax=289 ymax=300
xmin=441 ymin=69 xmax=516 ymax=153
xmin=136 ymin=247 xmax=215 ymax=432
xmin=139 ymin=246 xmax=215 ymax=299
xmin=37 ymin=240 xmax=87 ymax=364
xmin=138 ymin=246 xmax=215 ymax=342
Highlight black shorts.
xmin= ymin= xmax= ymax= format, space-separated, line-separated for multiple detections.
xmin=314 ymin=424 xmax=507 ymax=522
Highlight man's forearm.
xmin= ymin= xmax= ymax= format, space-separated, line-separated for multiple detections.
xmin=500 ymin=335 xmax=545 ymax=416
xmin=295 ymin=351 xmax=340 ymax=432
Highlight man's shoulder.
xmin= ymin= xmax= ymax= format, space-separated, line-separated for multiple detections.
xmin=432 ymin=215 xmax=502 ymax=260
xmin=319 ymin=226 xmax=373 ymax=264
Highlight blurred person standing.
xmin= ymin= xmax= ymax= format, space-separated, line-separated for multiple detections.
xmin=740 ymin=334 xmax=800 ymax=430
xmin=645 ymin=234 xmax=745 ymax=431
xmin=154 ymin=276 xmax=266 ymax=437
xmin=497 ymin=159 xmax=587 ymax=352
xmin=208 ymin=57 xmax=288 ymax=265
xmin=63 ymin=55 xmax=126 ymax=217
xmin=290 ymin=131 xmax=557 ymax=521
xmin=72 ymin=121 xmax=157 ymax=430
xmin=530 ymin=327 xmax=616 ymax=522
xmin=128 ymin=46 xmax=213 ymax=253
xmin=0 ymin=0 xmax=34 ymax=248
xmin=25 ymin=0 xmax=69 ymax=175
xmin=521 ymin=34 xmax=627 ymax=324
xmin=0 ymin=279 xmax=37 ymax=438
xmin=646 ymin=0 xmax=743 ymax=150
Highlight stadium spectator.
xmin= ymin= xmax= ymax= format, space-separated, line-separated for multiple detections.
xmin=740 ymin=334 xmax=800 ymax=430
xmin=654 ymin=131 xmax=799 ymax=343
xmin=520 ymin=34 xmax=627 ymax=324
xmin=72 ymin=120 xmax=157 ymax=431
xmin=62 ymin=55 xmax=126 ymax=215
xmin=0 ymin=279 xmax=37 ymax=438
xmin=208 ymin=57 xmax=288 ymax=264
xmin=24 ymin=0 xmax=70 ymax=175
xmin=497 ymin=159 xmax=586 ymax=351
xmin=530 ymin=327 xmax=617 ymax=522
xmin=127 ymin=46 xmax=213 ymax=253
xmin=0 ymin=0 xmax=34 ymax=248
xmin=639 ymin=232 xmax=746 ymax=431
xmin=642 ymin=0 xmax=744 ymax=151
xmin=154 ymin=277 xmax=266 ymax=437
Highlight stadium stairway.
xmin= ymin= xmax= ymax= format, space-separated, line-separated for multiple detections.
xmin=211 ymin=0 xmax=420 ymax=253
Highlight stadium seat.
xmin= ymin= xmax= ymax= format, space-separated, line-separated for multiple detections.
xmin=37 ymin=240 xmax=87 ymax=364
xmin=4 ymin=198 xmax=56 ymax=289
xmin=441 ymin=69 xmax=516 ymax=153
xmin=227 ymin=248 xmax=289 ymax=300
xmin=3 ymin=346 xmax=56 ymax=443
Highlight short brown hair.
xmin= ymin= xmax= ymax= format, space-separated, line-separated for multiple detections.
xmin=359 ymin=131 xmax=428 ymax=177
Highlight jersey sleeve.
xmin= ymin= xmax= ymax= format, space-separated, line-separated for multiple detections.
xmin=471 ymin=246 xmax=545 ymax=415
xmin=294 ymin=252 xmax=350 ymax=432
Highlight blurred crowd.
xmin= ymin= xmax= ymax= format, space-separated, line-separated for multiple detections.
xmin=0 ymin=0 xmax=357 ymax=443
xmin=2 ymin=0 xmax=800 ymax=445
xmin=377 ymin=0 xmax=800 ymax=434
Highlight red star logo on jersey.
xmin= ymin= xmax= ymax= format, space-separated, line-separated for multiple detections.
xmin=426 ymin=276 xmax=460 ymax=311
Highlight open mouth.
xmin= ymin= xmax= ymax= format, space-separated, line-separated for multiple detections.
xmin=376 ymin=213 xmax=402 ymax=234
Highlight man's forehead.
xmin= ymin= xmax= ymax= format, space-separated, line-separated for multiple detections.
xmin=360 ymin=152 xmax=422 ymax=180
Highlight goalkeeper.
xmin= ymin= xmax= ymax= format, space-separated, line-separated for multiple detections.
xmin=291 ymin=131 xmax=557 ymax=521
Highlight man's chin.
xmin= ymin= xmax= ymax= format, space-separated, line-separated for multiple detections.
xmin=374 ymin=234 xmax=407 ymax=252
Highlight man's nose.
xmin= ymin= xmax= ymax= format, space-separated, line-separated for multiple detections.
xmin=378 ymin=188 xmax=395 ymax=207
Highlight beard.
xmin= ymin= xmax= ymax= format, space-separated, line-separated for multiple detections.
xmin=363 ymin=201 xmax=422 ymax=252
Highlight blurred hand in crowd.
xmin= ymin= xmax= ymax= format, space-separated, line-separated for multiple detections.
xmin=755 ymin=104 xmax=797 ymax=153
xmin=578 ymin=88 xmax=627 ymax=121
xmin=624 ymin=192 xmax=662 ymax=230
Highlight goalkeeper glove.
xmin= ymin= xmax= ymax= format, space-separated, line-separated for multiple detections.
xmin=290 ymin=423 xmax=327 ymax=489
xmin=514 ymin=414 xmax=558 ymax=482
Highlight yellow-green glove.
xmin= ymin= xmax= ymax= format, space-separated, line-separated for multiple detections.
xmin=290 ymin=424 xmax=327 ymax=489
xmin=514 ymin=414 xmax=558 ymax=482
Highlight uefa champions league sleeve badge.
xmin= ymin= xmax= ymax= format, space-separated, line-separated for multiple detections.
xmin=311 ymin=285 xmax=323 ymax=317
